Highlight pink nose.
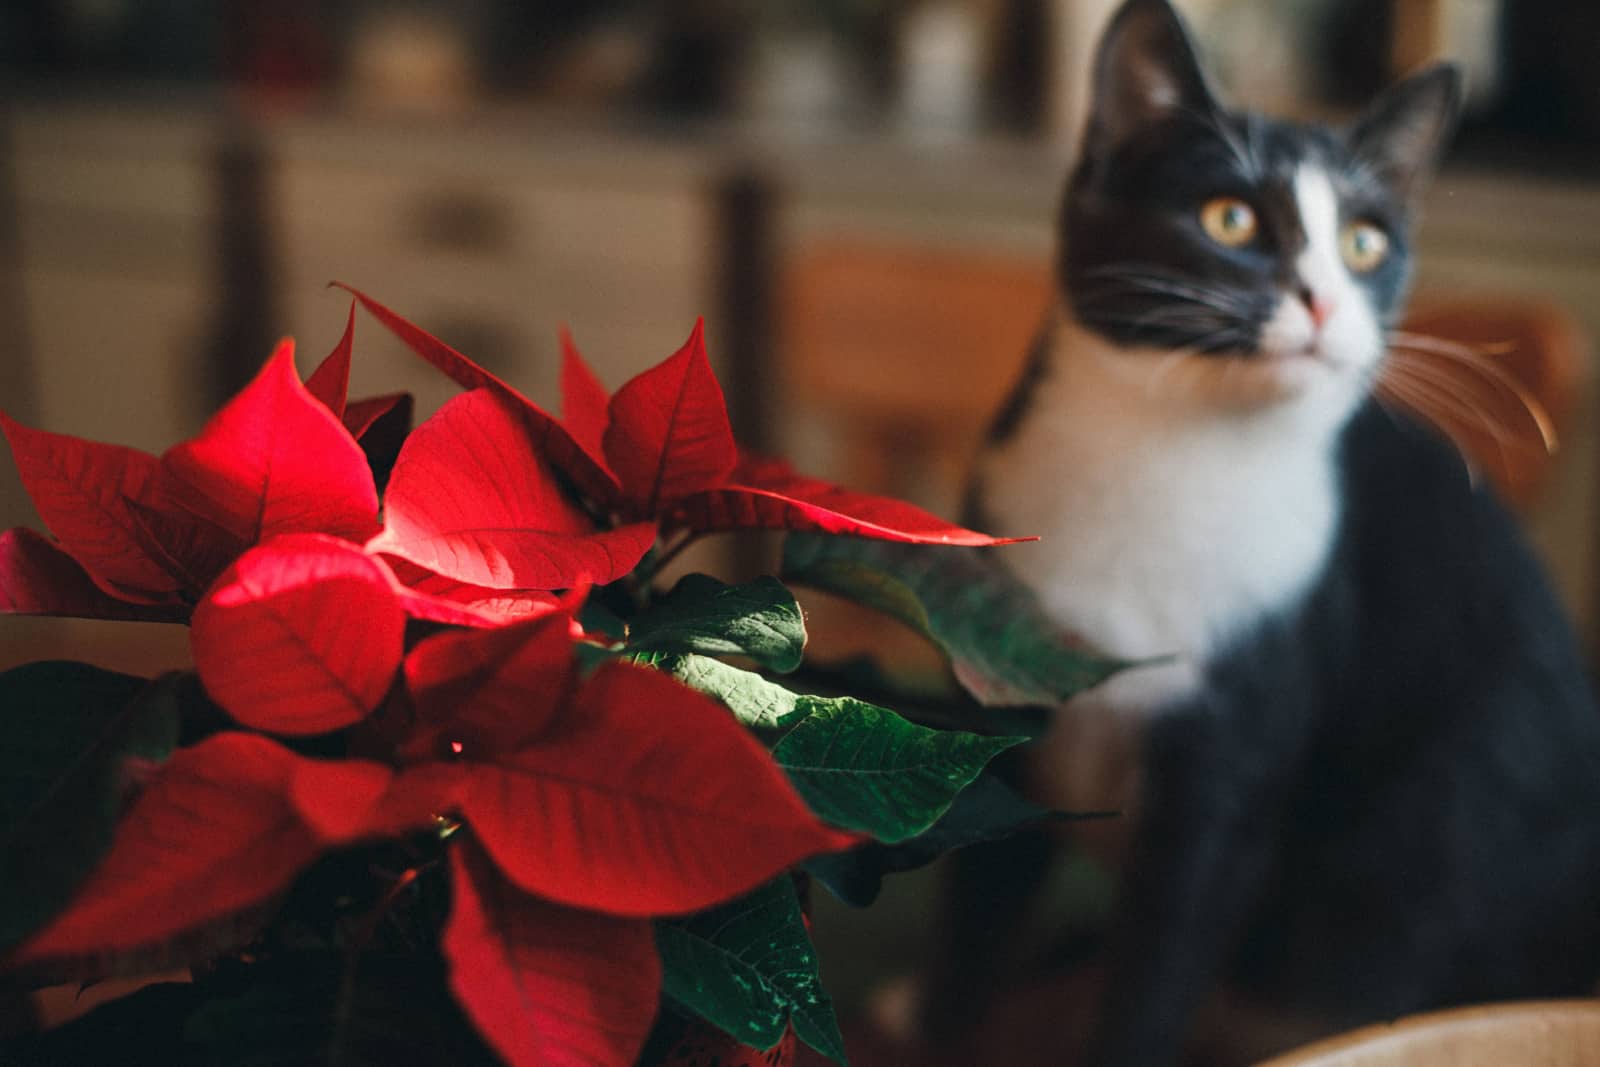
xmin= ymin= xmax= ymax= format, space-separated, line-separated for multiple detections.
xmin=1303 ymin=292 xmax=1336 ymax=330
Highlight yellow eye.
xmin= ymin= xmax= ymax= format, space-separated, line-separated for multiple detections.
xmin=1341 ymin=220 xmax=1389 ymax=272
xmin=1200 ymin=197 xmax=1258 ymax=247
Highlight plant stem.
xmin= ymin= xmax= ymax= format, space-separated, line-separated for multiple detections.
xmin=636 ymin=530 xmax=702 ymax=589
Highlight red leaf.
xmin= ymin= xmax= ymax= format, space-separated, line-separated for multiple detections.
xmin=377 ymin=560 xmax=563 ymax=629
xmin=458 ymin=660 xmax=859 ymax=917
xmin=305 ymin=300 xmax=357 ymax=419
xmin=401 ymin=613 xmax=578 ymax=760
xmin=671 ymin=456 xmax=1032 ymax=546
xmin=393 ymin=582 xmax=560 ymax=630
xmin=161 ymin=341 xmax=380 ymax=548
xmin=0 ymin=413 xmax=177 ymax=598
xmin=336 ymin=284 xmax=619 ymax=505
xmin=192 ymin=534 xmax=405 ymax=735
xmin=445 ymin=844 xmax=660 ymax=1067
xmin=10 ymin=734 xmax=404 ymax=963
xmin=602 ymin=319 xmax=737 ymax=517
xmin=370 ymin=389 xmax=656 ymax=591
xmin=0 ymin=528 xmax=186 ymax=622
xmin=343 ymin=391 xmax=410 ymax=441
xmin=559 ymin=327 xmax=610 ymax=462
xmin=123 ymin=497 xmax=246 ymax=597
xmin=288 ymin=756 xmax=453 ymax=844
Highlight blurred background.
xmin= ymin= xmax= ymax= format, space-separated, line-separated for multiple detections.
xmin=1 ymin=0 xmax=1597 ymax=1044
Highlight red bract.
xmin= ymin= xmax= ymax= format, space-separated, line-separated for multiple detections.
xmin=0 ymin=528 xmax=187 ymax=622
xmin=444 ymin=844 xmax=661 ymax=1067
xmin=559 ymin=326 xmax=610 ymax=463
xmin=303 ymin=299 xmax=412 ymax=443
xmin=192 ymin=534 xmax=407 ymax=735
xmin=671 ymin=453 xmax=1027 ymax=546
xmin=10 ymin=733 xmax=430 ymax=964
xmin=333 ymin=284 xmax=619 ymax=506
xmin=383 ymin=560 xmax=564 ymax=627
xmin=402 ymin=612 xmax=578 ymax=761
xmin=601 ymin=319 xmax=738 ymax=518
xmin=303 ymin=301 xmax=358 ymax=420
xmin=341 ymin=285 xmax=1024 ymax=548
xmin=0 ymin=338 xmax=386 ymax=620
xmin=0 ymin=414 xmax=178 ymax=600
xmin=369 ymin=388 xmax=656 ymax=590
xmin=437 ymin=658 xmax=859 ymax=917
xmin=162 ymin=341 xmax=380 ymax=549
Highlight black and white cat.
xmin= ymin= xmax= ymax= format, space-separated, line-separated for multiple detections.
xmin=951 ymin=0 xmax=1600 ymax=1063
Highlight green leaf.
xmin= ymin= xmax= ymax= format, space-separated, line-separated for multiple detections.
xmin=629 ymin=573 xmax=806 ymax=672
xmin=0 ymin=662 xmax=181 ymax=953
xmin=657 ymin=876 xmax=847 ymax=1065
xmin=771 ymin=696 xmax=1023 ymax=844
xmin=807 ymin=772 xmax=1109 ymax=907
xmin=579 ymin=590 xmax=630 ymax=642
xmin=782 ymin=534 xmax=1131 ymax=706
xmin=630 ymin=651 xmax=800 ymax=730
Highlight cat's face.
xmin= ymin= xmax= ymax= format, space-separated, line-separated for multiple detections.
xmin=1062 ymin=0 xmax=1460 ymax=411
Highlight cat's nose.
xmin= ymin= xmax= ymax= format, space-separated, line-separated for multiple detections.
xmin=1297 ymin=286 xmax=1337 ymax=330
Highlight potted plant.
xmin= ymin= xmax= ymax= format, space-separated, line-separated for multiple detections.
xmin=0 ymin=289 xmax=1117 ymax=1065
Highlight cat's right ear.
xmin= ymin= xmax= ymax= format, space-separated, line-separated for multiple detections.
xmin=1347 ymin=64 xmax=1462 ymax=206
xmin=1083 ymin=0 xmax=1218 ymax=158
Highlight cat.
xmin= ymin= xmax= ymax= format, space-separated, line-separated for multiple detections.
xmin=937 ymin=0 xmax=1600 ymax=1063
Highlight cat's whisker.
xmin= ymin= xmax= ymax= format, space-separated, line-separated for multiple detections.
xmin=1383 ymin=358 xmax=1525 ymax=451
xmin=1079 ymin=267 xmax=1257 ymax=313
xmin=1081 ymin=305 xmax=1239 ymax=347
xmin=1373 ymin=376 xmax=1485 ymax=487
xmin=1379 ymin=361 xmax=1528 ymax=481
xmin=1385 ymin=339 xmax=1558 ymax=454
xmin=1388 ymin=330 xmax=1519 ymax=359
xmin=1080 ymin=260 xmax=1248 ymax=290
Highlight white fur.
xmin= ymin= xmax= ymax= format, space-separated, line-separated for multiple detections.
xmin=1258 ymin=166 xmax=1385 ymax=375
xmin=979 ymin=310 xmax=1345 ymax=661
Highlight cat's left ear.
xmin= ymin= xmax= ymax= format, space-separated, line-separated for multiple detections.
xmin=1347 ymin=64 xmax=1462 ymax=205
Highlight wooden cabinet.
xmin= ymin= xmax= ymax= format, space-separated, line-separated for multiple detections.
xmin=7 ymin=109 xmax=216 ymax=454
xmin=272 ymin=120 xmax=715 ymax=422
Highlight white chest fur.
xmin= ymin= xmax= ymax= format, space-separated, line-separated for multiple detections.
xmin=975 ymin=313 xmax=1353 ymax=670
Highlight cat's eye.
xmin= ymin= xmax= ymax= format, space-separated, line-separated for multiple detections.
xmin=1340 ymin=220 xmax=1389 ymax=272
xmin=1199 ymin=197 xmax=1258 ymax=247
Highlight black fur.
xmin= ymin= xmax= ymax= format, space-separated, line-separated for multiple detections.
xmin=1090 ymin=404 xmax=1600 ymax=1064
xmin=942 ymin=1 xmax=1600 ymax=1063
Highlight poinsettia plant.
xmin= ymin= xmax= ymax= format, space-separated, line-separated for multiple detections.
xmin=0 ymin=290 xmax=1119 ymax=1066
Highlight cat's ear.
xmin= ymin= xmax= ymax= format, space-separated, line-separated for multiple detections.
xmin=1083 ymin=0 xmax=1218 ymax=156
xmin=1347 ymin=64 xmax=1461 ymax=205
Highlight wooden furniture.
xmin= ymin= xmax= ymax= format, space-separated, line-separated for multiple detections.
xmin=1258 ymin=1000 xmax=1600 ymax=1067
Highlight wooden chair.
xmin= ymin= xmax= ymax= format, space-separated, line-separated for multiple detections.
xmin=1257 ymin=1000 xmax=1600 ymax=1067
xmin=780 ymin=239 xmax=1050 ymax=515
